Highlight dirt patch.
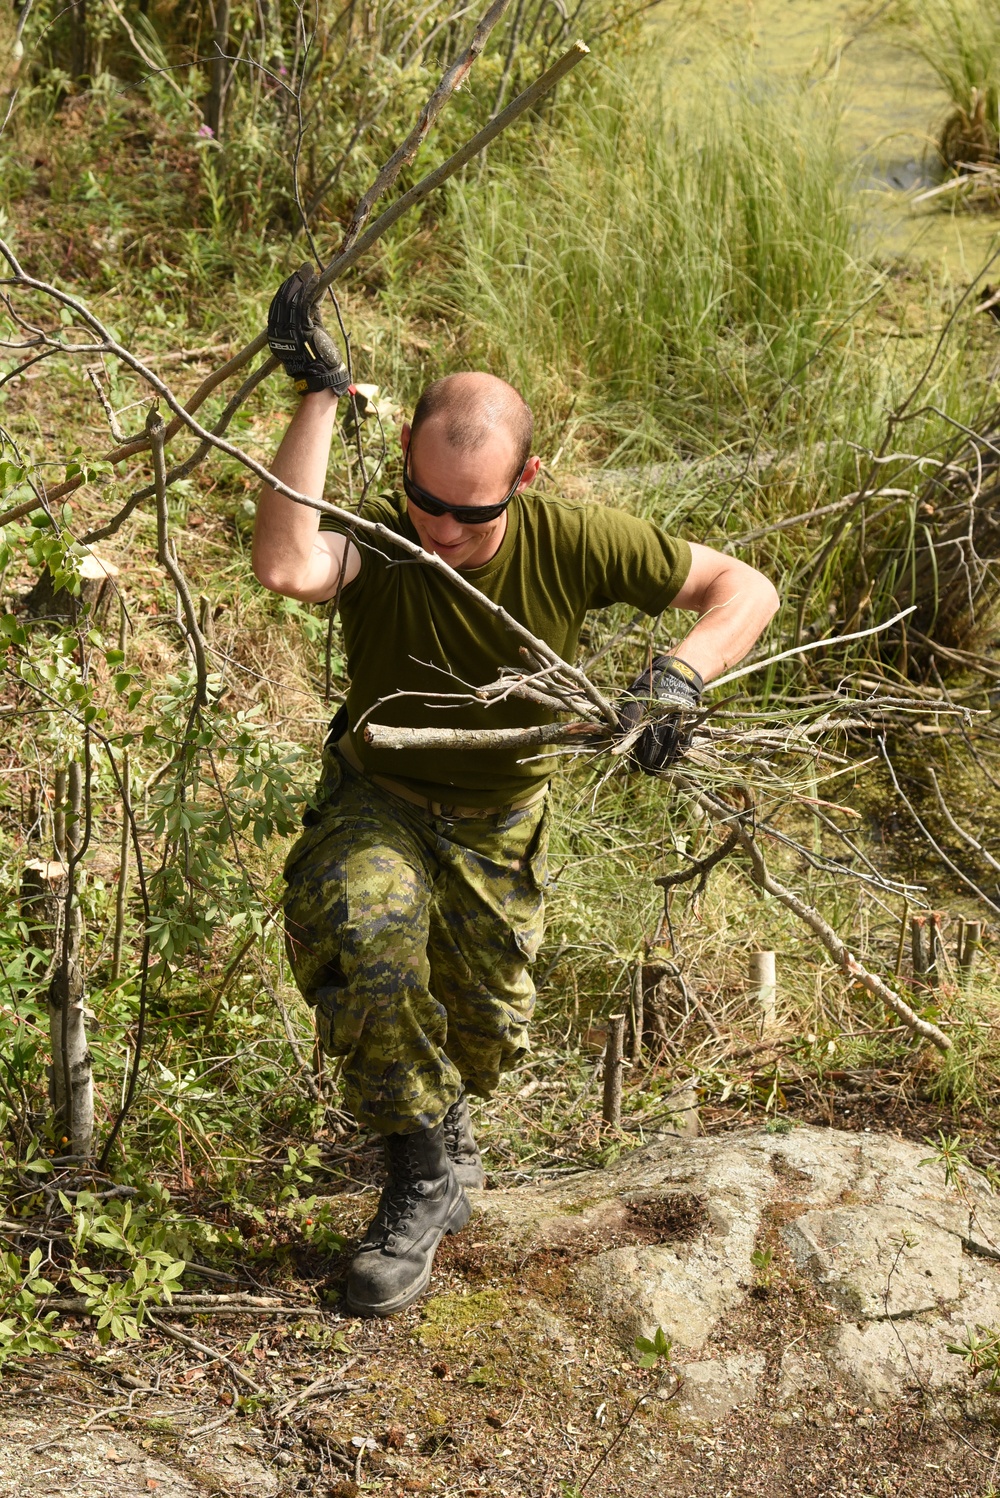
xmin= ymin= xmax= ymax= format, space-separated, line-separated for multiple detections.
xmin=534 ymin=1192 xmax=709 ymax=1259
xmin=437 ymin=1190 xmax=709 ymax=1295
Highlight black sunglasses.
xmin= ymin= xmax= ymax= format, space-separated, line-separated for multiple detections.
xmin=402 ymin=447 xmax=523 ymax=525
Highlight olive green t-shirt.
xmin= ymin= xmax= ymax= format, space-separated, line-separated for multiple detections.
xmin=323 ymin=491 xmax=691 ymax=805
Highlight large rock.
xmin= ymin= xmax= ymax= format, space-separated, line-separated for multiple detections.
xmin=672 ymin=1353 xmax=765 ymax=1422
xmin=473 ymin=1124 xmax=1000 ymax=1414
xmin=781 ymin=1205 xmax=963 ymax=1318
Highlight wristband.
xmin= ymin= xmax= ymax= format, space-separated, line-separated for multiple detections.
xmin=657 ymin=656 xmax=704 ymax=697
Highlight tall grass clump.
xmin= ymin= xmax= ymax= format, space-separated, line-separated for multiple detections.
xmin=437 ymin=56 xmax=866 ymax=458
xmin=910 ymin=0 xmax=1000 ymax=131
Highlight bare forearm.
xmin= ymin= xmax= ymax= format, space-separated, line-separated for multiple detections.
xmin=671 ymin=548 xmax=780 ymax=683
xmin=252 ymin=391 xmax=340 ymax=598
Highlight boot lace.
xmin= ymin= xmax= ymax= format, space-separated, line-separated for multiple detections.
xmin=365 ymin=1137 xmax=430 ymax=1249
xmin=442 ymin=1098 xmax=464 ymax=1158
xmin=443 ymin=1094 xmax=477 ymax=1164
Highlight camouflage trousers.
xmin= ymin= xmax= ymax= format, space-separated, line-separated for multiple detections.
xmin=282 ymin=747 xmax=550 ymax=1135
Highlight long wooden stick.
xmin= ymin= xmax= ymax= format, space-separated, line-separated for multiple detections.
xmin=364 ymin=720 xmax=609 ymax=752
xmin=324 ymin=0 xmax=514 ymax=267
xmin=310 ymin=40 xmax=591 ymax=299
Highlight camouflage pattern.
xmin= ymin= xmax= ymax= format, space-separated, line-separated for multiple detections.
xmin=283 ymin=745 xmax=550 ymax=1135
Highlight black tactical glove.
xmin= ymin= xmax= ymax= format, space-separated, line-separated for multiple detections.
xmin=267 ymin=262 xmax=352 ymax=397
xmin=616 ymin=655 xmax=703 ymax=774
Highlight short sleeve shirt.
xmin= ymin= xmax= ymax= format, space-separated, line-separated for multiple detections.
xmin=323 ymin=491 xmax=691 ymax=805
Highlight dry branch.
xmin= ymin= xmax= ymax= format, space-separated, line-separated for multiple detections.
xmin=1 ymin=42 xmax=601 ymax=719
xmin=2 ymin=27 xmax=588 ymax=525
xmin=43 ymin=1292 xmax=322 ymax=1318
xmin=321 ymin=0 xmax=515 ymax=266
xmin=149 ymin=413 xmax=210 ymax=706
xmin=358 ymin=706 xmax=957 ymax=1051
xmin=364 ymin=720 xmax=609 ymax=752
xmin=879 ymin=738 xmax=1000 ymax=918
xmin=308 ymin=40 xmax=591 ymax=299
xmin=691 ymin=783 xmax=953 ymax=1051
xmin=929 ymin=766 xmax=1000 ymax=879
xmin=145 ymin=1312 xmax=264 ymax=1392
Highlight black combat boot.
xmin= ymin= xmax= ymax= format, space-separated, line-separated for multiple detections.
xmin=442 ymin=1091 xmax=485 ymax=1189
xmin=345 ymin=1123 xmax=471 ymax=1317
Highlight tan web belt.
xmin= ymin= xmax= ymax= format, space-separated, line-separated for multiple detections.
xmin=336 ymin=733 xmax=548 ymax=821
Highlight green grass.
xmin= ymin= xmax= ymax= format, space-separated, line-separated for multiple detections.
xmin=906 ymin=0 xmax=1000 ymax=128
xmin=425 ymin=56 xmax=864 ymax=461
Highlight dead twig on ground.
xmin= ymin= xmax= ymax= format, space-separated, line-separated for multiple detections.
xmin=144 ymin=1312 xmax=264 ymax=1394
xmin=271 ymin=1358 xmax=362 ymax=1420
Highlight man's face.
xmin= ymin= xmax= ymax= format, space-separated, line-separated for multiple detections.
xmin=401 ymin=419 xmax=537 ymax=570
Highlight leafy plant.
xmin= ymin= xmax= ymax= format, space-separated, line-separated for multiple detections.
xmin=0 ymin=1248 xmax=65 ymax=1364
xmin=634 ymin=1325 xmax=673 ymax=1370
xmin=279 ymin=1143 xmax=324 ymax=1201
xmin=64 ymin=1193 xmax=189 ymax=1344
xmin=920 ymin=1131 xmax=995 ymax=1192
xmin=947 ymin=1324 xmax=1000 ymax=1389
xmin=575 ymin=1327 xmax=679 ymax=1492
xmin=751 ymin=1245 xmax=775 ymax=1290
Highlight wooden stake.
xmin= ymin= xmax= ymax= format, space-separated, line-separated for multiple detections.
xmin=49 ymin=761 xmax=93 ymax=1160
xmin=927 ymin=912 xmax=943 ymax=988
xmin=629 ymin=963 xmax=644 ymax=1065
xmin=111 ymin=749 xmax=130 ymax=983
xmin=960 ymin=920 xmax=983 ymax=979
xmin=198 ymin=594 xmax=215 ymax=644
xmin=24 ymin=552 xmax=119 ymax=624
xmin=205 ymin=0 xmax=231 ymax=141
xmin=894 ymin=898 xmax=909 ymax=978
xmin=665 ymin=1079 xmax=701 ymax=1139
xmin=20 ymin=859 xmax=68 ymax=977
xmin=53 ymin=767 xmax=67 ymax=863
xmin=911 ymin=915 xmax=928 ymax=980
xmin=602 ymin=1014 xmax=626 ymax=1131
xmin=749 ymin=950 xmax=777 ymax=1035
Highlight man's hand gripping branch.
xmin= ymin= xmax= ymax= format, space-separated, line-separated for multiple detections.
xmin=615 ymin=545 xmax=780 ymax=772
xmin=252 ymin=266 xmax=363 ymax=604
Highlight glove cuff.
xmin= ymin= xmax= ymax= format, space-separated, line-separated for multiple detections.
xmin=656 ymin=656 xmax=704 ymax=697
xmin=293 ymin=370 xmax=352 ymax=397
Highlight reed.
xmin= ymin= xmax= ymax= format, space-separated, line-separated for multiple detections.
xmin=435 ymin=56 xmax=865 ymax=459
xmin=911 ymin=0 xmax=1000 ymax=130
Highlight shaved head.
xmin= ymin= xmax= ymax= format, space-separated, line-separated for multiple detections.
xmin=410 ymin=372 xmax=533 ymax=482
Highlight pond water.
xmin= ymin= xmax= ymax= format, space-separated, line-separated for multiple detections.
xmin=651 ymin=0 xmax=1000 ymax=278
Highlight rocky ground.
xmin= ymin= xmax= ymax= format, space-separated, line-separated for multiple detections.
xmin=2 ymin=1123 xmax=1000 ymax=1497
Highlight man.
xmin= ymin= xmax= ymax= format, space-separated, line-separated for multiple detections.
xmin=253 ymin=268 xmax=779 ymax=1318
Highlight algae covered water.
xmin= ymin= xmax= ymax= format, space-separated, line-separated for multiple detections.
xmin=651 ymin=0 xmax=1000 ymax=276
